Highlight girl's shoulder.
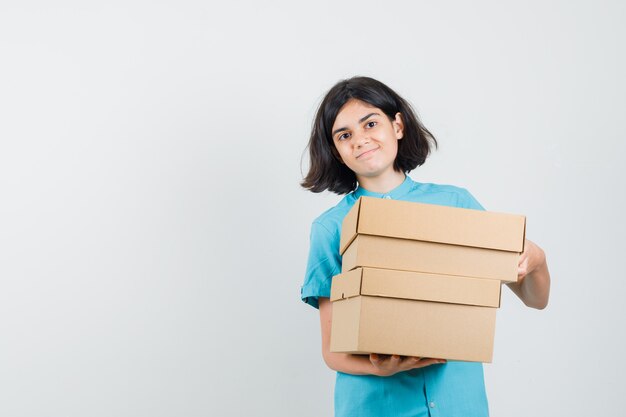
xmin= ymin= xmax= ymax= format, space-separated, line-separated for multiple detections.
xmin=406 ymin=180 xmax=484 ymax=210
xmin=311 ymin=193 xmax=358 ymax=235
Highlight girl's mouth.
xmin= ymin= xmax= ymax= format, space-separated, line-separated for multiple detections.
xmin=356 ymin=147 xmax=379 ymax=159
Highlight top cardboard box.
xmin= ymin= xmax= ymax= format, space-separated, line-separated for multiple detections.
xmin=340 ymin=197 xmax=526 ymax=255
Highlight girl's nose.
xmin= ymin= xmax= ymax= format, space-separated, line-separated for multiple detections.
xmin=353 ymin=132 xmax=370 ymax=147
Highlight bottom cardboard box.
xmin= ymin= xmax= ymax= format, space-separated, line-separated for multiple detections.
xmin=330 ymin=295 xmax=496 ymax=363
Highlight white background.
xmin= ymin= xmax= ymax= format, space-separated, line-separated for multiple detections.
xmin=1 ymin=1 xmax=625 ymax=416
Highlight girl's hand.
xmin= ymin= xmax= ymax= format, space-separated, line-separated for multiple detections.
xmin=517 ymin=239 xmax=546 ymax=280
xmin=369 ymin=353 xmax=446 ymax=377
xmin=507 ymin=238 xmax=550 ymax=309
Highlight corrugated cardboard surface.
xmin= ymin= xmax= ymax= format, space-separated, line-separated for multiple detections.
xmin=330 ymin=296 xmax=496 ymax=362
xmin=330 ymin=267 xmax=501 ymax=308
xmin=342 ymin=234 xmax=519 ymax=282
xmin=330 ymin=268 xmax=364 ymax=302
xmin=339 ymin=196 xmax=526 ymax=254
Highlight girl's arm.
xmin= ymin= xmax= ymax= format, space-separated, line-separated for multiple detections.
xmin=506 ymin=239 xmax=551 ymax=309
xmin=318 ymin=297 xmax=445 ymax=377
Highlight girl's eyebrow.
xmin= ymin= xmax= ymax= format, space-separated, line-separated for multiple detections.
xmin=332 ymin=112 xmax=380 ymax=136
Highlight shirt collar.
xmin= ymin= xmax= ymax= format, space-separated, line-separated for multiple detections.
xmin=352 ymin=175 xmax=414 ymax=200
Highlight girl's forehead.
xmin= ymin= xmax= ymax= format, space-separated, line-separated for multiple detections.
xmin=338 ymin=98 xmax=377 ymax=113
xmin=334 ymin=99 xmax=380 ymax=124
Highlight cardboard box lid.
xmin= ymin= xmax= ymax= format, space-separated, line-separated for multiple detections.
xmin=330 ymin=267 xmax=501 ymax=308
xmin=339 ymin=196 xmax=526 ymax=255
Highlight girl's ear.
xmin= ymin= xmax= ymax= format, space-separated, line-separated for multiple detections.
xmin=393 ymin=112 xmax=404 ymax=140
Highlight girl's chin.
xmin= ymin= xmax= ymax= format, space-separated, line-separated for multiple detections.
xmin=356 ymin=168 xmax=393 ymax=180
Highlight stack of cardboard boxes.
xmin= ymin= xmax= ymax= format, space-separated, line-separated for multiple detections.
xmin=329 ymin=196 xmax=526 ymax=362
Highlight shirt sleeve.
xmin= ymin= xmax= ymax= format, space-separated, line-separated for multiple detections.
xmin=458 ymin=188 xmax=486 ymax=211
xmin=300 ymin=220 xmax=341 ymax=309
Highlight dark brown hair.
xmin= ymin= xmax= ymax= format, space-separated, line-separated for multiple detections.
xmin=301 ymin=76 xmax=437 ymax=194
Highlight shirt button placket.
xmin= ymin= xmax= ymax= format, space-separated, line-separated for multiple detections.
xmin=428 ymin=400 xmax=438 ymax=417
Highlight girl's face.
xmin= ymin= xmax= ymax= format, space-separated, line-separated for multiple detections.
xmin=331 ymin=99 xmax=404 ymax=183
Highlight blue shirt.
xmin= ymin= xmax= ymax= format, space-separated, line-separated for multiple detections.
xmin=301 ymin=176 xmax=490 ymax=417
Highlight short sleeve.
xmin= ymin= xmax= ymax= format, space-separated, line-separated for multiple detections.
xmin=459 ymin=188 xmax=486 ymax=211
xmin=301 ymin=221 xmax=341 ymax=309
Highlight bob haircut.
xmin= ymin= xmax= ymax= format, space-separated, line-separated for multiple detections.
xmin=301 ymin=76 xmax=437 ymax=195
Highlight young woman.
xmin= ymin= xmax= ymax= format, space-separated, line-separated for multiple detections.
xmin=300 ymin=76 xmax=550 ymax=417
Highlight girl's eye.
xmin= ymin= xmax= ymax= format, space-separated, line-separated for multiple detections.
xmin=366 ymin=121 xmax=377 ymax=128
xmin=338 ymin=132 xmax=351 ymax=141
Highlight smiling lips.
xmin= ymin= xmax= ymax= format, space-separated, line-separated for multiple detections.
xmin=356 ymin=146 xmax=380 ymax=159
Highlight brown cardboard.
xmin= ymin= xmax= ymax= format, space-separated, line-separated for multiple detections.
xmin=329 ymin=197 xmax=524 ymax=362
xmin=329 ymin=268 xmax=499 ymax=362
xmin=330 ymin=296 xmax=496 ymax=362
xmin=342 ymin=234 xmax=519 ymax=282
xmin=340 ymin=196 xmax=526 ymax=255
xmin=330 ymin=267 xmax=501 ymax=308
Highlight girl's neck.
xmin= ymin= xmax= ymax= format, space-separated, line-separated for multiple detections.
xmin=357 ymin=170 xmax=406 ymax=194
